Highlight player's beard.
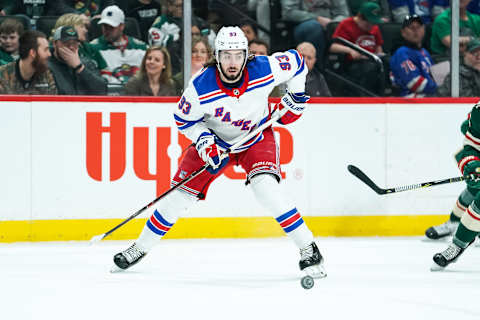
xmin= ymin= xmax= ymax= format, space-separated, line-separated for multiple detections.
xmin=221 ymin=65 xmax=242 ymax=82
xmin=32 ymin=53 xmax=48 ymax=75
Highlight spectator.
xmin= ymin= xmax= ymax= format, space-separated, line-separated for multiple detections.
xmin=123 ymin=46 xmax=176 ymax=96
xmin=0 ymin=1 xmax=76 ymax=19
xmin=390 ymin=14 xmax=437 ymax=97
xmin=125 ymin=0 xmax=162 ymax=42
xmin=247 ymin=0 xmax=271 ymax=44
xmin=388 ymin=0 xmax=443 ymax=24
xmin=149 ymin=0 xmax=209 ymax=74
xmin=54 ymin=13 xmax=107 ymax=74
xmin=249 ymin=38 xmax=269 ymax=55
xmin=64 ymin=0 xmax=115 ymax=17
xmin=431 ymin=0 xmax=480 ymax=56
xmin=90 ymin=5 xmax=147 ymax=85
xmin=431 ymin=0 xmax=449 ymax=20
xmin=49 ymin=26 xmax=106 ymax=95
xmin=350 ymin=0 xmax=390 ymax=21
xmin=281 ymin=0 xmax=350 ymax=68
xmin=173 ymin=35 xmax=212 ymax=94
xmin=330 ymin=2 xmax=385 ymax=95
xmin=239 ymin=20 xmax=258 ymax=43
xmin=148 ymin=0 xmax=183 ymax=47
xmin=0 ymin=18 xmax=24 ymax=65
xmin=208 ymin=0 xmax=254 ymax=27
xmin=468 ymin=0 xmax=480 ymax=15
xmin=296 ymin=41 xmax=331 ymax=96
xmin=191 ymin=15 xmax=216 ymax=49
xmin=0 ymin=30 xmax=56 ymax=94
xmin=438 ymin=38 xmax=480 ymax=96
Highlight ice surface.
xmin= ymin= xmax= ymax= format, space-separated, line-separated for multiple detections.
xmin=1 ymin=237 xmax=479 ymax=320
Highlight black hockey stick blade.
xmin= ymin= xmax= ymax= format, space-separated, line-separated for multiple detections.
xmin=347 ymin=165 xmax=387 ymax=194
xmin=348 ymin=164 xmax=465 ymax=195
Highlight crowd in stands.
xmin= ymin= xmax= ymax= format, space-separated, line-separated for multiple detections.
xmin=0 ymin=0 xmax=480 ymax=97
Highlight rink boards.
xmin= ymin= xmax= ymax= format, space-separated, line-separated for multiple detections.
xmin=0 ymin=96 xmax=476 ymax=242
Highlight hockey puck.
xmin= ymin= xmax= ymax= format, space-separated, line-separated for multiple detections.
xmin=300 ymin=275 xmax=314 ymax=289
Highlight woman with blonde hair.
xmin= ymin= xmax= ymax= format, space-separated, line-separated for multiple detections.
xmin=123 ymin=46 xmax=176 ymax=96
xmin=173 ymin=35 xmax=213 ymax=94
xmin=53 ymin=13 xmax=106 ymax=73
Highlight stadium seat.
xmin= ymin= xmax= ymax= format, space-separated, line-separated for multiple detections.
xmin=379 ymin=22 xmax=403 ymax=55
xmin=324 ymin=22 xmax=344 ymax=71
xmin=36 ymin=16 xmax=59 ymax=38
xmin=107 ymin=83 xmax=124 ymax=96
xmin=324 ymin=21 xmax=390 ymax=96
xmin=423 ymin=23 xmax=433 ymax=53
xmin=269 ymin=0 xmax=296 ymax=52
xmin=88 ymin=17 xmax=142 ymax=42
xmin=0 ymin=15 xmax=32 ymax=31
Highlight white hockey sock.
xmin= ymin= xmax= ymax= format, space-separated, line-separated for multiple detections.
xmin=136 ymin=189 xmax=196 ymax=252
xmin=250 ymin=174 xmax=314 ymax=249
xmin=452 ymin=188 xmax=474 ymax=219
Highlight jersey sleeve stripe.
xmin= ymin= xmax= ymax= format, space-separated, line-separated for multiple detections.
xmin=466 ymin=131 xmax=480 ymax=144
xmin=458 ymin=155 xmax=480 ymax=173
xmin=464 ymin=132 xmax=480 ymax=151
xmin=174 ymin=114 xmax=203 ymax=130
xmin=408 ymin=76 xmax=427 ymax=93
xmin=288 ymin=49 xmax=305 ymax=77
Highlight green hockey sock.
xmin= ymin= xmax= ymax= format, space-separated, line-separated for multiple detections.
xmin=453 ymin=223 xmax=478 ymax=248
xmin=449 ymin=212 xmax=461 ymax=222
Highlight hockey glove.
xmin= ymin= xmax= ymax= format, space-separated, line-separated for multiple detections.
xmin=195 ymin=132 xmax=229 ymax=174
xmin=460 ymin=157 xmax=480 ymax=188
xmin=275 ymin=91 xmax=310 ymax=125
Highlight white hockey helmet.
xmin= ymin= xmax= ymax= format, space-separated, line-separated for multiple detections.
xmin=214 ymin=26 xmax=249 ymax=70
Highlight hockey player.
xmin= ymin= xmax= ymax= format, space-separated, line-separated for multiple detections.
xmin=112 ymin=26 xmax=326 ymax=279
xmin=432 ymin=104 xmax=480 ymax=270
xmin=425 ymin=119 xmax=470 ymax=240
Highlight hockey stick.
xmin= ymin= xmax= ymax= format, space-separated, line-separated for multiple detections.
xmin=347 ymin=164 xmax=465 ymax=195
xmin=89 ymin=110 xmax=286 ymax=243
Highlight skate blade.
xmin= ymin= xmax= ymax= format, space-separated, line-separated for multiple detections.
xmin=421 ymin=236 xmax=450 ymax=243
xmin=110 ymin=265 xmax=125 ymax=273
xmin=430 ymin=263 xmax=445 ymax=272
xmin=303 ymin=264 xmax=327 ymax=279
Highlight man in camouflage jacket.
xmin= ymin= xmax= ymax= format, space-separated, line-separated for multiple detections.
xmin=0 ymin=30 xmax=56 ymax=94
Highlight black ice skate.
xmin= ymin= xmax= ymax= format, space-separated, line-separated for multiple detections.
xmin=112 ymin=243 xmax=146 ymax=272
xmin=299 ymin=242 xmax=326 ymax=279
xmin=425 ymin=220 xmax=459 ymax=239
xmin=431 ymin=240 xmax=473 ymax=271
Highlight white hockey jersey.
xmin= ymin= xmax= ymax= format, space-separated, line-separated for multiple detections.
xmin=174 ymin=49 xmax=307 ymax=153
